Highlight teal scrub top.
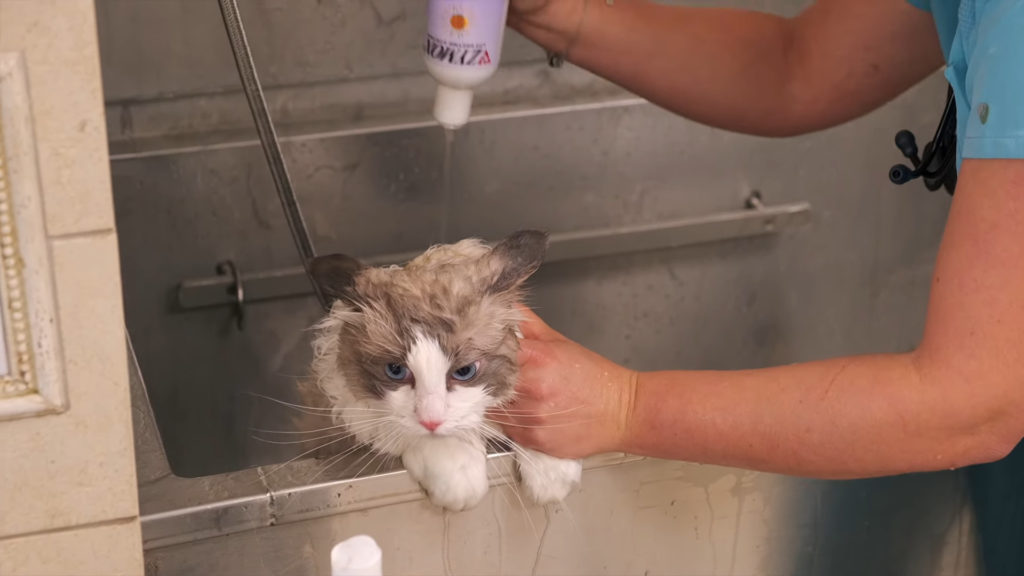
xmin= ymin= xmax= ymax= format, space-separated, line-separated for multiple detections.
xmin=906 ymin=0 xmax=1024 ymax=170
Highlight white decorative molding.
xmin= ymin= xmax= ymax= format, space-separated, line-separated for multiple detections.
xmin=0 ymin=51 xmax=67 ymax=420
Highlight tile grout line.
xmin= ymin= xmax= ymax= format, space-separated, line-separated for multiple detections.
xmin=47 ymin=228 xmax=116 ymax=243
xmin=0 ymin=515 xmax=139 ymax=544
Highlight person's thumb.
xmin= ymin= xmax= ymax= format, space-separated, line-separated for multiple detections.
xmin=516 ymin=305 xmax=564 ymax=341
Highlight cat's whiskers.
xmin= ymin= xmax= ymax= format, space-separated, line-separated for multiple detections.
xmin=366 ymin=429 xmax=408 ymax=477
xmin=488 ymin=405 xmax=587 ymax=417
xmin=304 ymin=446 xmax=363 ymax=484
xmin=258 ymin=418 xmax=391 ymax=480
xmin=247 ymin=392 xmax=391 ymax=419
xmin=282 ymin=409 xmax=342 ymax=419
xmin=345 ymin=428 xmax=407 ymax=480
xmin=367 ymin=426 xmax=405 ymax=458
xmin=304 ymin=433 xmax=388 ymax=485
xmin=259 ymin=433 xmax=355 ymax=480
xmin=462 ymin=428 xmax=540 ymax=539
xmin=251 ymin=417 xmax=391 ymax=447
xmin=475 ymin=426 xmax=541 ymax=482
xmin=245 ymin=392 xmax=336 ymax=412
xmin=270 ymin=371 xmax=316 ymax=380
xmin=476 ymin=427 xmax=584 ymax=541
xmin=251 ymin=431 xmax=352 ymax=445
xmin=477 ymin=426 xmax=538 ymax=469
xmin=487 ymin=453 xmax=541 ymax=540
xmin=482 ymin=417 xmax=600 ymax=430
xmin=483 ymin=453 xmax=514 ymax=509
xmin=484 ymin=436 xmax=584 ymax=546
xmin=319 ymin=442 xmax=385 ymax=484
xmin=251 ymin=415 xmax=392 ymax=436
xmin=475 ymin=427 xmax=560 ymax=499
xmin=301 ymin=417 xmax=403 ymax=485
xmin=371 ymin=451 xmax=400 ymax=478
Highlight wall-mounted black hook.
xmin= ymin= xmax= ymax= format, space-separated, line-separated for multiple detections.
xmin=216 ymin=260 xmax=246 ymax=331
xmin=745 ymin=189 xmax=765 ymax=210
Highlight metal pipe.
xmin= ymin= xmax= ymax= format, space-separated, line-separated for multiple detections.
xmin=217 ymin=0 xmax=328 ymax=310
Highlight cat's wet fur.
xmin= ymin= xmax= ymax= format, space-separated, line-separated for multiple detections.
xmin=309 ymin=230 xmax=582 ymax=511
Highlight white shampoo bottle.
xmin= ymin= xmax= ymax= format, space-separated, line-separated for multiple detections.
xmin=424 ymin=0 xmax=510 ymax=129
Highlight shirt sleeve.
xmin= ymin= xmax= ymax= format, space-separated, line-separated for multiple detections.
xmin=906 ymin=0 xmax=932 ymax=11
xmin=961 ymin=1 xmax=1024 ymax=160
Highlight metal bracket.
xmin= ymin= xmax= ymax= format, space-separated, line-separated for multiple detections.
xmin=176 ymin=191 xmax=811 ymax=312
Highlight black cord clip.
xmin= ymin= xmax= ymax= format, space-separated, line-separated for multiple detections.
xmin=889 ymin=85 xmax=958 ymax=196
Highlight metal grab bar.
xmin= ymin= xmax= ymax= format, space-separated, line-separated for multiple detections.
xmin=140 ymin=452 xmax=641 ymax=551
xmin=175 ymin=192 xmax=811 ymax=311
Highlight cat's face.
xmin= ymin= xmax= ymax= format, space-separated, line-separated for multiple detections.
xmin=310 ymin=231 xmax=547 ymax=448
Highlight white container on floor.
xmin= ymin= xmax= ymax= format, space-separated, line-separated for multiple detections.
xmin=331 ymin=534 xmax=383 ymax=576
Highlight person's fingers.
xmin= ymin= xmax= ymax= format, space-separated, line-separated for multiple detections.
xmin=515 ymin=304 xmax=564 ymax=341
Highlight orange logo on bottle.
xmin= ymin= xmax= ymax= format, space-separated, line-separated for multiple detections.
xmin=450 ymin=14 xmax=468 ymax=30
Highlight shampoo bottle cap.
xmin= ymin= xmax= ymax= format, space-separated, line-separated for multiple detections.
xmin=433 ymin=84 xmax=474 ymax=130
xmin=331 ymin=534 xmax=383 ymax=576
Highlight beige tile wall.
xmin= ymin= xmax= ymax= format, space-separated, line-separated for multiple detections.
xmin=0 ymin=0 xmax=115 ymax=236
xmin=0 ymin=520 xmax=142 ymax=576
xmin=0 ymin=0 xmax=142 ymax=574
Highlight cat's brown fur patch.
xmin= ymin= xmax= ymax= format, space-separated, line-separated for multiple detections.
xmin=312 ymin=233 xmax=546 ymax=404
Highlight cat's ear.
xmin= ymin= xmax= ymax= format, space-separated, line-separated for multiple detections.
xmin=310 ymin=254 xmax=364 ymax=305
xmin=488 ymin=230 xmax=549 ymax=294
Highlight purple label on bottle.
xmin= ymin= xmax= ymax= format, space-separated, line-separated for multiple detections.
xmin=425 ymin=0 xmax=508 ymax=68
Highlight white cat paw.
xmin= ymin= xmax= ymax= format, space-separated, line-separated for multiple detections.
xmin=402 ymin=437 xmax=489 ymax=512
xmin=517 ymin=449 xmax=582 ymax=505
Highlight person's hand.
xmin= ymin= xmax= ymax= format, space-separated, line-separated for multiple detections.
xmin=490 ymin=306 xmax=639 ymax=459
xmin=508 ymin=0 xmax=587 ymax=55
xmin=509 ymin=0 xmax=553 ymax=19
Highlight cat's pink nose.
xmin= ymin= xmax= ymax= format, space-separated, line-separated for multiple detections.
xmin=419 ymin=420 xmax=442 ymax=432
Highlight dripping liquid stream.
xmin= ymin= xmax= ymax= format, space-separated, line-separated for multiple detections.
xmin=439 ymin=127 xmax=455 ymax=244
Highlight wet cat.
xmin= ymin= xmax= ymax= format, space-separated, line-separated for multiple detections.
xmin=309 ymin=230 xmax=582 ymax=511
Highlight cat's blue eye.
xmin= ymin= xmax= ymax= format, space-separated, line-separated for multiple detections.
xmin=385 ymin=363 xmax=410 ymax=381
xmin=451 ymin=362 xmax=479 ymax=382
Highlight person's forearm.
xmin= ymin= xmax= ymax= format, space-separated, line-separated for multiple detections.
xmin=513 ymin=1 xmax=799 ymax=136
xmin=511 ymin=0 xmax=945 ymax=138
xmin=623 ymin=352 xmax=1013 ymax=479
